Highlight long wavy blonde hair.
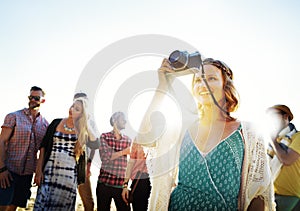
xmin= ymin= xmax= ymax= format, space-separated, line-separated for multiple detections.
xmin=73 ymin=97 xmax=89 ymax=160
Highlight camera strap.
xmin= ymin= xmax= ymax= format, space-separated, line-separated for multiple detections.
xmin=200 ymin=63 xmax=230 ymax=117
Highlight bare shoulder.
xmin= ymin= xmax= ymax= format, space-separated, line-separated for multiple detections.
xmin=226 ymin=120 xmax=241 ymax=130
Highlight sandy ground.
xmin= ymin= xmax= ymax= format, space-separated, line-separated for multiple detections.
xmin=16 ymin=185 xmax=89 ymax=211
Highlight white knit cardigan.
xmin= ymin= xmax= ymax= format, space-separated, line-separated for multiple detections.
xmin=146 ymin=121 xmax=276 ymax=211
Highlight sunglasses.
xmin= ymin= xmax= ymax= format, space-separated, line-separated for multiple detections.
xmin=203 ymin=58 xmax=233 ymax=80
xmin=28 ymin=95 xmax=41 ymax=101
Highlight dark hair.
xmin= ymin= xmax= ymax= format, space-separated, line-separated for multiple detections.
xmin=110 ymin=112 xmax=125 ymax=126
xmin=73 ymin=92 xmax=88 ymax=100
xmin=30 ymin=86 xmax=45 ymax=96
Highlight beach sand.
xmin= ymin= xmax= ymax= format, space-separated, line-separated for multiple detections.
xmin=16 ymin=185 xmax=86 ymax=211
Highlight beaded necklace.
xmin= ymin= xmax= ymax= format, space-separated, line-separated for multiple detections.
xmin=64 ymin=123 xmax=75 ymax=132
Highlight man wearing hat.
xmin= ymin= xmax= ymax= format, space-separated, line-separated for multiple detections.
xmin=267 ymin=104 xmax=300 ymax=211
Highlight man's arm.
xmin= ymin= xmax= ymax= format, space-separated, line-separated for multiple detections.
xmin=123 ymin=142 xmax=138 ymax=182
xmin=122 ymin=158 xmax=136 ymax=204
xmin=0 ymin=127 xmax=14 ymax=188
xmin=34 ymin=147 xmax=45 ymax=186
xmin=110 ymin=146 xmax=130 ymax=161
xmin=99 ymin=134 xmax=129 ymax=161
xmin=271 ymin=140 xmax=300 ymax=165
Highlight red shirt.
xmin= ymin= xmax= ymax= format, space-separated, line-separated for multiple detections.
xmin=2 ymin=108 xmax=48 ymax=175
xmin=98 ymin=131 xmax=131 ymax=187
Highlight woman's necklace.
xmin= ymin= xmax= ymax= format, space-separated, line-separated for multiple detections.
xmin=64 ymin=120 xmax=75 ymax=132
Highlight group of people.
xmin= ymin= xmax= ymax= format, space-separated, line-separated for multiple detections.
xmin=0 ymin=55 xmax=299 ymax=211
xmin=0 ymin=87 xmax=150 ymax=211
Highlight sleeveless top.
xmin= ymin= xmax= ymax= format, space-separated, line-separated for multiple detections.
xmin=34 ymin=131 xmax=77 ymax=210
xmin=169 ymin=125 xmax=244 ymax=211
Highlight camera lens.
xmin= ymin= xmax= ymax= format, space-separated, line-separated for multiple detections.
xmin=168 ymin=50 xmax=188 ymax=70
xmin=169 ymin=50 xmax=181 ymax=63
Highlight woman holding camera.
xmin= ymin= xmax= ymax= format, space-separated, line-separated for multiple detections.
xmin=137 ymin=56 xmax=275 ymax=210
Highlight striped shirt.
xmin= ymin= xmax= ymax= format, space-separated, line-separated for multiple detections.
xmin=1 ymin=108 xmax=48 ymax=175
xmin=98 ymin=131 xmax=131 ymax=187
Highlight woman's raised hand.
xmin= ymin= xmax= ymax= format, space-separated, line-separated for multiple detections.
xmin=157 ymin=58 xmax=175 ymax=90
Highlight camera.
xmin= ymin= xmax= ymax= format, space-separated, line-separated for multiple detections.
xmin=168 ymin=50 xmax=202 ymax=76
xmin=267 ymin=137 xmax=291 ymax=158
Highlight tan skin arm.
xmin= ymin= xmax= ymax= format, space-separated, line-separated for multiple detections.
xmin=247 ymin=197 xmax=264 ymax=211
xmin=110 ymin=146 xmax=131 ymax=161
xmin=122 ymin=158 xmax=136 ymax=205
xmin=110 ymin=123 xmax=131 ymax=160
xmin=87 ymin=129 xmax=97 ymax=141
xmin=0 ymin=127 xmax=14 ymax=188
xmin=136 ymin=59 xmax=175 ymax=146
xmin=271 ymin=140 xmax=300 ymax=166
xmin=34 ymin=148 xmax=45 ymax=186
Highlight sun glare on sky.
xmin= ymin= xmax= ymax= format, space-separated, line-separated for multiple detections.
xmin=0 ymin=0 xmax=300 ymax=141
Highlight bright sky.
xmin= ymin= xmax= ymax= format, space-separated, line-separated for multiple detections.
xmin=1 ymin=0 xmax=300 ymax=138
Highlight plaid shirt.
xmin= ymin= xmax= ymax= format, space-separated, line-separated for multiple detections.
xmin=1 ymin=108 xmax=48 ymax=175
xmin=98 ymin=131 xmax=131 ymax=187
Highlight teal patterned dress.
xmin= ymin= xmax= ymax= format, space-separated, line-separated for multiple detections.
xmin=169 ymin=125 xmax=244 ymax=211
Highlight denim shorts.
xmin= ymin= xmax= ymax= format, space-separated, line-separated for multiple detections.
xmin=0 ymin=171 xmax=33 ymax=207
